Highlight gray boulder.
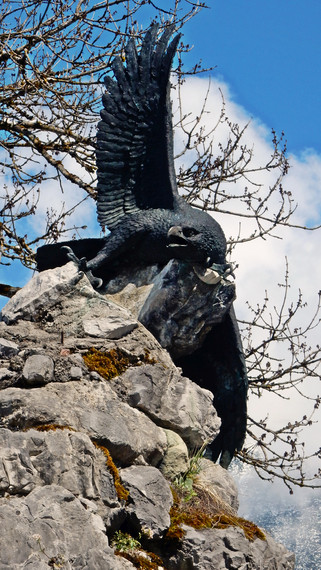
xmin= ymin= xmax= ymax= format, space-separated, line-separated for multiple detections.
xmin=112 ymin=363 xmax=221 ymax=449
xmin=197 ymin=458 xmax=239 ymax=511
xmin=22 ymin=354 xmax=54 ymax=385
xmin=0 ymin=428 xmax=118 ymax=504
xmin=0 ymin=337 xmax=19 ymax=357
xmin=0 ymin=381 xmax=167 ymax=466
xmin=159 ymin=429 xmax=190 ymax=480
xmin=1 ymin=263 xmax=137 ymax=340
xmin=0 ymin=262 xmax=82 ymax=324
xmin=0 ymin=485 xmax=131 ymax=569
xmin=166 ymin=526 xmax=295 ymax=570
xmin=120 ymin=465 xmax=173 ymax=539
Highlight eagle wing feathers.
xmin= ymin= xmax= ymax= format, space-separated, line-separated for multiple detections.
xmin=96 ymin=24 xmax=181 ymax=230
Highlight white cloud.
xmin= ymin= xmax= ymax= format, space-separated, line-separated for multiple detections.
xmin=23 ymin=153 xmax=101 ymax=241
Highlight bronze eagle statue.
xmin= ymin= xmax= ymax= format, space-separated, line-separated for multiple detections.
xmin=37 ymin=24 xmax=248 ymax=468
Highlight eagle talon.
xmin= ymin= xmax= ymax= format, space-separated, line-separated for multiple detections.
xmin=61 ymin=246 xmax=103 ymax=289
xmin=78 ymin=257 xmax=88 ymax=272
xmin=86 ymin=272 xmax=103 ymax=290
xmin=61 ymin=245 xmax=80 ymax=266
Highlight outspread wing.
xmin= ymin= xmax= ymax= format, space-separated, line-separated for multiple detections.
xmin=96 ymin=24 xmax=181 ymax=230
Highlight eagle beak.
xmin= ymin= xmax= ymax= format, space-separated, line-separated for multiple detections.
xmin=167 ymin=226 xmax=188 ymax=247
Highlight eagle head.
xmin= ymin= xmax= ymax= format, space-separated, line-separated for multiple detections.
xmin=166 ymin=208 xmax=227 ymax=268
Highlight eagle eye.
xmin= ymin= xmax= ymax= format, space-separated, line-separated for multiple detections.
xmin=183 ymin=227 xmax=199 ymax=238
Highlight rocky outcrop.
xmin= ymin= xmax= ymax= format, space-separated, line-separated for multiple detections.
xmin=0 ymin=264 xmax=295 ymax=569
xmin=167 ymin=526 xmax=296 ymax=570
xmin=103 ymin=259 xmax=236 ymax=358
xmin=0 ymin=484 xmax=133 ymax=569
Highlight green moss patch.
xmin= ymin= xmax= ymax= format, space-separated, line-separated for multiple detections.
xmin=83 ymin=347 xmax=156 ymax=380
xmin=116 ymin=550 xmax=164 ymax=569
xmin=166 ymin=485 xmax=266 ymax=543
xmin=32 ymin=424 xmax=75 ymax=432
xmin=111 ymin=531 xmax=164 ymax=569
xmin=93 ymin=441 xmax=129 ymax=502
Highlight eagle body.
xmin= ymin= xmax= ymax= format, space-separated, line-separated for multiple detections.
xmin=85 ymin=199 xmax=227 ymax=275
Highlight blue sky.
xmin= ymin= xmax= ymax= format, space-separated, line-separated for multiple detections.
xmin=182 ymin=0 xmax=321 ymax=155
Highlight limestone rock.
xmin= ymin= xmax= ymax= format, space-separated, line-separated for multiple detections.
xmin=159 ymin=429 xmax=189 ymax=480
xmin=197 ymin=458 xmax=239 ymax=511
xmin=83 ymin=314 xmax=137 ymax=339
xmin=1 ymin=263 xmax=137 ymax=341
xmin=22 ymin=354 xmax=54 ymax=385
xmin=0 ymin=265 xmax=294 ymax=569
xmin=112 ymin=363 xmax=221 ymax=449
xmin=0 ymin=367 xmax=15 ymax=384
xmin=70 ymin=365 xmax=83 ymax=379
xmin=0 ymin=262 xmax=82 ymax=324
xmin=48 ymin=269 xmax=138 ymax=340
xmin=0 ymin=427 xmax=118 ymax=504
xmin=0 ymin=337 xmax=19 ymax=356
xmin=0 ymin=367 xmax=13 ymax=380
xmin=166 ymin=526 xmax=295 ymax=570
xmin=0 ymin=381 xmax=167 ymax=466
xmin=120 ymin=465 xmax=173 ymax=539
xmin=0 ymin=485 xmax=131 ymax=569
